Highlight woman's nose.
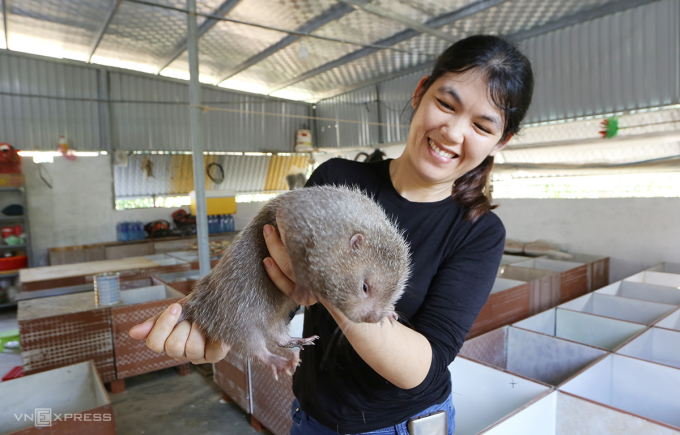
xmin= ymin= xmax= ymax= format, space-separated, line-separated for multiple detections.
xmin=440 ymin=119 xmax=464 ymax=145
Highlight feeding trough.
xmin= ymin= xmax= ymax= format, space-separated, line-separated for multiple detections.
xmin=596 ymin=280 xmax=680 ymax=305
xmin=513 ymin=308 xmax=646 ymax=351
xmin=479 ymin=390 xmax=680 ymax=434
xmin=616 ymin=327 xmax=680 ymax=369
xmin=625 ymin=271 xmax=680 ymax=288
xmin=560 ymin=293 xmax=676 ymax=325
xmin=656 ymin=309 xmax=680 ymax=332
xmin=511 ymin=258 xmax=589 ymax=303
xmin=459 ymin=326 xmax=606 ymax=386
xmin=0 ymin=361 xmax=115 ymax=435
xmin=560 ymin=354 xmax=680 ymax=429
xmin=448 ymin=357 xmax=551 ymax=435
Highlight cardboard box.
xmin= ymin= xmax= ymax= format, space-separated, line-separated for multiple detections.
xmin=0 ymin=361 xmax=115 ymax=435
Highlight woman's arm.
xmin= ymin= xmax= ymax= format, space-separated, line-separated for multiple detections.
xmin=263 ymin=224 xmax=432 ymax=390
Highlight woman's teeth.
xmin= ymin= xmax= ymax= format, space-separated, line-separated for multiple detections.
xmin=428 ymin=138 xmax=457 ymax=159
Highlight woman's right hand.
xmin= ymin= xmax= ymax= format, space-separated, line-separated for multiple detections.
xmin=128 ymin=296 xmax=230 ymax=364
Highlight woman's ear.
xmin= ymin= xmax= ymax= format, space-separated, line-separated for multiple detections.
xmin=412 ymin=76 xmax=429 ymax=109
xmin=489 ymin=133 xmax=513 ymax=156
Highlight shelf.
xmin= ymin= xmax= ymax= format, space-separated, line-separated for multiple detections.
xmin=0 ymin=244 xmax=25 ymax=250
xmin=0 ymin=215 xmax=24 ymax=222
xmin=0 ymin=187 xmax=21 ymax=192
xmin=0 ymin=270 xmax=19 ymax=278
xmin=0 ymin=301 xmax=17 ymax=309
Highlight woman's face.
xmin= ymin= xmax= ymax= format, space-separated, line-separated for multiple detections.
xmin=404 ymin=69 xmax=510 ymax=187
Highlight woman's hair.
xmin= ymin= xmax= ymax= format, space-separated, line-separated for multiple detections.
xmin=416 ymin=35 xmax=534 ymax=221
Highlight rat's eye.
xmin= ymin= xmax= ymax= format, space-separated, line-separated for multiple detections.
xmin=362 ymin=283 xmax=369 ymax=293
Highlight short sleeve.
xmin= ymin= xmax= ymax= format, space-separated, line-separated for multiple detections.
xmin=406 ymin=213 xmax=506 ymax=395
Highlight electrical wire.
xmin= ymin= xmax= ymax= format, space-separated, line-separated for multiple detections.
xmin=38 ymin=163 xmax=53 ymax=189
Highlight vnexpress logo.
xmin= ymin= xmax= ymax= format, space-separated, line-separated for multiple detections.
xmin=35 ymin=408 xmax=52 ymax=427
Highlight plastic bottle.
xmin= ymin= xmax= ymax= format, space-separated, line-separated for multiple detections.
xmin=137 ymin=221 xmax=145 ymax=240
xmin=228 ymin=215 xmax=235 ymax=232
xmin=121 ymin=222 xmax=129 ymax=242
xmin=116 ymin=223 xmax=122 ymax=242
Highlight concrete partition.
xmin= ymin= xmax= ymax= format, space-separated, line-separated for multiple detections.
xmin=512 ymin=258 xmax=589 ymax=303
xmin=596 ymin=281 xmax=680 ymax=305
xmin=648 ymin=262 xmax=680 ymax=274
xmin=656 ymin=309 xmax=680 ymax=332
xmin=459 ymin=326 xmax=606 ymax=386
xmin=480 ymin=391 xmax=680 ymax=435
xmin=448 ymin=357 xmax=551 ymax=435
xmin=560 ymin=293 xmax=676 ymax=325
xmin=0 ymin=361 xmax=115 ymax=434
xmin=616 ymin=327 xmax=680 ymax=369
xmin=560 ymin=354 xmax=680 ymax=429
xmin=513 ymin=308 xmax=646 ymax=351
xmin=625 ymin=271 xmax=680 ymax=288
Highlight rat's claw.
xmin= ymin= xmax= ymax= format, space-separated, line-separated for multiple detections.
xmin=387 ymin=310 xmax=398 ymax=325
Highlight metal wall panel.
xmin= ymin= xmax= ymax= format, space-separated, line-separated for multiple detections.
xmin=314 ymin=85 xmax=380 ymax=149
xmin=521 ymin=0 xmax=680 ymax=124
xmin=378 ymin=70 xmax=426 ymax=144
xmin=113 ymin=153 xmax=270 ymax=197
xmin=109 ymin=71 xmax=311 ymax=152
xmin=0 ymin=51 xmax=101 ymax=150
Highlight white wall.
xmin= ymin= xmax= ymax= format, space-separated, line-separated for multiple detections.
xmin=22 ymin=156 xmax=264 ymax=267
xmin=495 ymin=198 xmax=680 ymax=282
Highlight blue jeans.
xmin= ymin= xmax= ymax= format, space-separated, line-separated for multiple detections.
xmin=289 ymin=394 xmax=455 ymax=435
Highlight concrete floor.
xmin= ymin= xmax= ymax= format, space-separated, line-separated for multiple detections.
xmin=0 ymin=306 xmax=271 ymax=435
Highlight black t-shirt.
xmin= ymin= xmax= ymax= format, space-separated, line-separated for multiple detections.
xmin=293 ymin=158 xmax=505 ymax=433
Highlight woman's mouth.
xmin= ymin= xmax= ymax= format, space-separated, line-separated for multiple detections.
xmin=428 ymin=138 xmax=458 ymax=160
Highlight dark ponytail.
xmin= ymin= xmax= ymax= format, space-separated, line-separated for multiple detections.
xmin=418 ymin=35 xmax=534 ymax=221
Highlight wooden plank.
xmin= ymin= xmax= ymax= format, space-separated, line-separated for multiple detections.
xmin=20 ymin=257 xmax=162 ymax=283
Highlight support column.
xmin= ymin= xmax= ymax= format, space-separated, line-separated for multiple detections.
xmin=187 ymin=0 xmax=210 ymax=277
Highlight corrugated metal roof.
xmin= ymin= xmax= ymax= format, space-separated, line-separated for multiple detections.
xmin=0 ymin=0 xmax=662 ymax=102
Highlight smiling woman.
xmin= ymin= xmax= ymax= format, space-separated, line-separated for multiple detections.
xmin=130 ymin=34 xmax=536 ymax=435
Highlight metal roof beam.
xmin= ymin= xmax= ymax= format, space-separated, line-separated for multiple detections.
xmin=216 ymin=3 xmax=354 ymax=84
xmin=267 ymin=0 xmax=509 ymax=93
xmin=88 ymin=0 xmax=120 ymax=62
xmin=338 ymin=0 xmax=456 ymax=43
xmin=157 ymin=0 xmax=241 ymax=73
xmin=509 ymin=0 xmax=661 ymax=40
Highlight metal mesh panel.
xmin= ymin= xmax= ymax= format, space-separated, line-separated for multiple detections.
xmin=93 ymin=0 xmax=188 ymax=72
xmin=5 ymin=0 xmax=112 ymax=61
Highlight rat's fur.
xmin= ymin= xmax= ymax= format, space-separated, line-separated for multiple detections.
xmin=182 ymin=185 xmax=411 ymax=377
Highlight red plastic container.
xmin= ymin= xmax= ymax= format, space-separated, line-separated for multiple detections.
xmin=0 ymin=255 xmax=27 ymax=271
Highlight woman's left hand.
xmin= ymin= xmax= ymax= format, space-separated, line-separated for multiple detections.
xmin=263 ymin=220 xmax=319 ymax=307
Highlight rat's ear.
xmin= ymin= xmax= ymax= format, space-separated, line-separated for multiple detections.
xmin=350 ymin=234 xmax=364 ymax=252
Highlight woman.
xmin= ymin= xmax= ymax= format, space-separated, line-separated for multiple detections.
xmin=130 ymin=34 xmax=534 ymax=435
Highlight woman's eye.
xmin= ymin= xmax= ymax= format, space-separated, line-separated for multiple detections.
xmin=362 ymin=283 xmax=369 ymax=293
xmin=437 ymin=99 xmax=454 ymax=110
xmin=476 ymin=124 xmax=491 ymax=134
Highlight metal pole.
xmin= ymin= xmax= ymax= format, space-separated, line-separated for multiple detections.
xmin=187 ymin=0 xmax=210 ymax=277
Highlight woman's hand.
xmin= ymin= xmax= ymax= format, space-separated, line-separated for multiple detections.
xmin=128 ymin=296 xmax=230 ymax=364
xmin=262 ymin=221 xmax=318 ymax=307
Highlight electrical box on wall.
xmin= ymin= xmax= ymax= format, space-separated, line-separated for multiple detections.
xmin=190 ymin=190 xmax=237 ymax=216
